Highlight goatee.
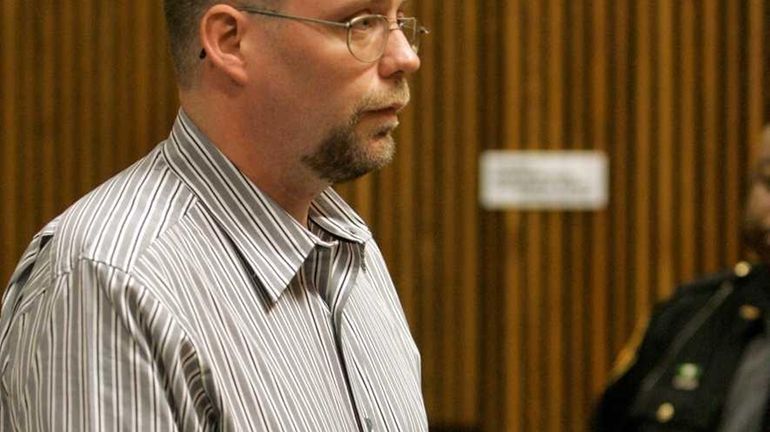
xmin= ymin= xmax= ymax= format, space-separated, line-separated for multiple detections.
xmin=301 ymin=82 xmax=409 ymax=184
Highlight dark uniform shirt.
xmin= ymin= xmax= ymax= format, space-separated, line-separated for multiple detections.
xmin=593 ymin=262 xmax=770 ymax=431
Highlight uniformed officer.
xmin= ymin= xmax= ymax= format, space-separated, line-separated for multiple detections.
xmin=593 ymin=126 xmax=770 ymax=432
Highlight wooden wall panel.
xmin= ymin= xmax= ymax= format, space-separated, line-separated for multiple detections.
xmin=1 ymin=1 xmax=768 ymax=431
xmin=494 ymin=1 xmax=768 ymax=431
xmin=1 ymin=0 xmax=18 ymax=285
xmin=587 ymin=0 xmax=610 ymax=420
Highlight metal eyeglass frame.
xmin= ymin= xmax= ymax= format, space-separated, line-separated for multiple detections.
xmin=236 ymin=7 xmax=429 ymax=63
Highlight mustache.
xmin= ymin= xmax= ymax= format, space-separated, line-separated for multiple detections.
xmin=352 ymin=81 xmax=411 ymax=119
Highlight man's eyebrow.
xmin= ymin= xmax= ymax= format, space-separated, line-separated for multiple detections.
xmin=344 ymin=0 xmax=385 ymax=7
xmin=346 ymin=0 xmax=411 ymax=10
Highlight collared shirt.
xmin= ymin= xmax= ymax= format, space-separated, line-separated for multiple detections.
xmin=0 ymin=111 xmax=427 ymax=431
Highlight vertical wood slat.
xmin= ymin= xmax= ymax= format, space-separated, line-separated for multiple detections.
xmin=609 ymin=0 xmax=632 ymax=354
xmin=748 ymin=0 xmax=765 ymax=151
xmin=545 ymin=0 xmax=566 ymax=430
xmin=60 ymin=0 xmax=76 ymax=211
xmin=656 ymin=0 xmax=675 ymax=300
xmin=414 ymin=0 xmax=439 ymax=421
xmin=84 ymin=0 xmax=100 ymax=191
xmin=19 ymin=2 xmax=37 ymax=259
xmin=523 ymin=1 xmax=545 ymax=430
xmin=703 ymin=0 xmax=720 ymax=271
xmin=458 ymin=0 xmax=481 ymax=424
xmin=633 ymin=0 xmax=653 ymax=320
xmin=679 ymin=0 xmax=698 ymax=280
xmin=560 ymin=2 xmax=590 ymax=430
xmin=479 ymin=0 xmax=506 ymax=428
xmin=40 ymin=0 xmax=56 ymax=219
xmin=1 ymin=0 xmax=18 ymax=278
xmin=588 ymin=0 xmax=610 ymax=403
xmin=502 ymin=0 xmax=524 ymax=429
xmin=115 ymin=0 xmax=133 ymax=174
xmin=724 ymin=0 xmax=741 ymax=264
xmin=391 ymin=101 xmax=416 ymax=344
xmin=438 ymin=0 xmax=459 ymax=422
xmin=135 ymin=0 xmax=153 ymax=162
xmin=386 ymin=0 xmax=423 ymax=341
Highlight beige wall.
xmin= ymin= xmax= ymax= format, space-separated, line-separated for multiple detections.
xmin=1 ymin=1 xmax=768 ymax=430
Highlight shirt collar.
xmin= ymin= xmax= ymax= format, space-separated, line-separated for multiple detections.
xmin=163 ymin=110 xmax=372 ymax=303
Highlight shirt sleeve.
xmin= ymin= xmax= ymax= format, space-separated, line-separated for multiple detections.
xmin=0 ymin=257 xmax=214 ymax=431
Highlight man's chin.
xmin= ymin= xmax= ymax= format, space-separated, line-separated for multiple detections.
xmin=350 ymin=122 xmax=396 ymax=160
xmin=368 ymin=127 xmax=396 ymax=150
xmin=344 ymin=137 xmax=395 ymax=179
xmin=302 ymin=129 xmax=396 ymax=184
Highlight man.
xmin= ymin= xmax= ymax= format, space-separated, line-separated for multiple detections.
xmin=594 ymin=126 xmax=770 ymax=431
xmin=0 ymin=1 xmax=428 ymax=430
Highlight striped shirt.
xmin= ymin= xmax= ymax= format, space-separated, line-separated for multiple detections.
xmin=0 ymin=111 xmax=427 ymax=431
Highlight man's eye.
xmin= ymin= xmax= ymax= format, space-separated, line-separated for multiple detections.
xmin=351 ymin=16 xmax=378 ymax=31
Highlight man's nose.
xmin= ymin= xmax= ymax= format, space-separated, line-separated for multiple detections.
xmin=378 ymin=28 xmax=421 ymax=77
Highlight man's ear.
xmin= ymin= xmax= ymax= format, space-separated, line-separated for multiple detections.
xmin=199 ymin=5 xmax=250 ymax=85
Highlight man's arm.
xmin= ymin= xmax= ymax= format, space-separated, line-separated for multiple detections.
xmin=0 ymin=258 xmax=212 ymax=431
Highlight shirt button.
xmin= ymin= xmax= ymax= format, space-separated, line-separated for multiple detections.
xmin=734 ymin=261 xmax=751 ymax=277
xmin=656 ymin=402 xmax=675 ymax=423
xmin=740 ymin=304 xmax=761 ymax=321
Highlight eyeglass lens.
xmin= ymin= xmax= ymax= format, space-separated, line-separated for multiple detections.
xmin=347 ymin=16 xmax=422 ymax=63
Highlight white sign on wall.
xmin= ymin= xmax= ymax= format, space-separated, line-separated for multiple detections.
xmin=479 ymin=150 xmax=609 ymax=210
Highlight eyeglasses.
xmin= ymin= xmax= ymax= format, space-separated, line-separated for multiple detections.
xmin=237 ymin=7 xmax=429 ymax=63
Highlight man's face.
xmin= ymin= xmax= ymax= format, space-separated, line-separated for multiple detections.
xmin=742 ymin=129 xmax=770 ymax=261
xmin=301 ymin=77 xmax=411 ymax=183
xmin=243 ymin=0 xmax=421 ymax=184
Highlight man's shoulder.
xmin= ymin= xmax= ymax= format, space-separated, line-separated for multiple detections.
xmin=648 ymin=262 xmax=767 ymax=326
xmin=674 ymin=268 xmax=735 ymax=297
xmin=37 ymin=144 xmax=197 ymax=277
xmin=673 ymin=262 xmax=763 ymax=300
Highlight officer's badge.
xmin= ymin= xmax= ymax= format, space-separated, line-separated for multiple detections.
xmin=672 ymin=363 xmax=702 ymax=391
